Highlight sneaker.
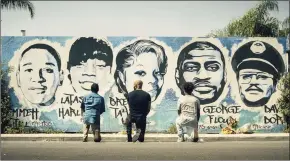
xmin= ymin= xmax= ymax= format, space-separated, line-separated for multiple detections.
xmin=83 ymin=138 xmax=88 ymax=142
xmin=94 ymin=129 xmax=101 ymax=142
xmin=132 ymin=128 xmax=141 ymax=142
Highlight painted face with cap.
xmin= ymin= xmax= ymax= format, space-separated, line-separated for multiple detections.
xmin=232 ymin=41 xmax=285 ymax=107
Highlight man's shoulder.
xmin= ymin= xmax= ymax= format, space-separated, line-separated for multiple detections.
xmin=84 ymin=93 xmax=103 ymax=99
xmin=129 ymin=90 xmax=147 ymax=95
xmin=141 ymin=90 xmax=150 ymax=96
xmin=128 ymin=91 xmax=136 ymax=96
xmin=182 ymin=95 xmax=199 ymax=102
xmin=140 ymin=90 xmax=151 ymax=98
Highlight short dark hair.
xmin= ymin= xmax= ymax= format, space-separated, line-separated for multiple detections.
xmin=67 ymin=37 xmax=113 ymax=71
xmin=20 ymin=43 xmax=61 ymax=71
xmin=91 ymin=83 xmax=99 ymax=93
xmin=177 ymin=41 xmax=225 ymax=71
xmin=183 ymin=82 xmax=194 ymax=95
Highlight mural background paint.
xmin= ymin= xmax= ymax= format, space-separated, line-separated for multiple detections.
xmin=2 ymin=36 xmax=288 ymax=133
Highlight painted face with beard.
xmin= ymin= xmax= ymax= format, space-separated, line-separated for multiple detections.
xmin=176 ymin=42 xmax=226 ymax=105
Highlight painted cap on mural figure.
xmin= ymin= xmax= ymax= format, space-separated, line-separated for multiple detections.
xmin=232 ymin=41 xmax=285 ymax=79
xmin=231 ymin=40 xmax=286 ymax=107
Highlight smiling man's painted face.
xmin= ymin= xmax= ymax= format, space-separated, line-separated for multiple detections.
xmin=17 ymin=48 xmax=61 ymax=105
xmin=124 ymin=53 xmax=164 ymax=101
xmin=69 ymin=58 xmax=110 ymax=96
xmin=177 ymin=43 xmax=226 ymax=105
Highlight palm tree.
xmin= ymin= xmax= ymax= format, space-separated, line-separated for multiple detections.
xmin=207 ymin=0 xmax=281 ymax=37
xmin=1 ymin=0 xmax=35 ymax=18
xmin=253 ymin=0 xmax=279 ymax=36
xmin=276 ymin=16 xmax=290 ymax=37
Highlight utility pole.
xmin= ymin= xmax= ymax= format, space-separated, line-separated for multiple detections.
xmin=21 ymin=30 xmax=26 ymax=36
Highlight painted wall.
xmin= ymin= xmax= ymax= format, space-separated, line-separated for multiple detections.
xmin=1 ymin=36 xmax=289 ymax=133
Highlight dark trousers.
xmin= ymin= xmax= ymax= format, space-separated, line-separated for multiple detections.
xmin=126 ymin=115 xmax=147 ymax=142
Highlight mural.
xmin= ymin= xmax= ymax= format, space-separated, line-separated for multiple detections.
xmin=2 ymin=36 xmax=288 ymax=133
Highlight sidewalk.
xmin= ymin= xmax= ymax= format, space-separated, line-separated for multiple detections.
xmin=1 ymin=133 xmax=289 ymax=142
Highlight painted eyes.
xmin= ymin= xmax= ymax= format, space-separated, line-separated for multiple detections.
xmin=184 ymin=66 xmax=199 ymax=72
xmin=45 ymin=68 xmax=54 ymax=73
xmin=135 ymin=70 xmax=146 ymax=77
xmin=183 ymin=63 xmax=220 ymax=72
xmin=206 ymin=64 xmax=220 ymax=72
xmin=241 ymin=74 xmax=272 ymax=80
xmin=24 ymin=69 xmax=33 ymax=73
xmin=75 ymin=64 xmax=106 ymax=69
xmin=24 ymin=68 xmax=54 ymax=73
xmin=134 ymin=70 xmax=163 ymax=77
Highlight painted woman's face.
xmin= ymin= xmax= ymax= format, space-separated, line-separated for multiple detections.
xmin=124 ymin=52 xmax=164 ymax=102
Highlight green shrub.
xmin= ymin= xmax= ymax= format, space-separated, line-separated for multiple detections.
xmin=1 ymin=64 xmax=15 ymax=133
xmin=277 ymin=73 xmax=290 ymax=131
xmin=167 ymin=123 xmax=177 ymax=134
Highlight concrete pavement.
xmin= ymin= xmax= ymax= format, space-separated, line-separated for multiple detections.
xmin=1 ymin=133 xmax=289 ymax=142
xmin=1 ymin=141 xmax=289 ymax=160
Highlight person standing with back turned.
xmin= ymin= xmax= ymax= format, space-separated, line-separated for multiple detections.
xmin=126 ymin=80 xmax=151 ymax=142
xmin=176 ymin=82 xmax=200 ymax=142
xmin=81 ymin=83 xmax=105 ymax=142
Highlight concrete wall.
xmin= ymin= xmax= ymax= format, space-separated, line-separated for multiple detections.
xmin=2 ymin=36 xmax=289 ymax=133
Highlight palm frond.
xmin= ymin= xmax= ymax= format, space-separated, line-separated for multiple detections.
xmin=282 ymin=17 xmax=290 ymax=29
xmin=256 ymin=0 xmax=278 ymax=22
xmin=1 ymin=0 xmax=35 ymax=18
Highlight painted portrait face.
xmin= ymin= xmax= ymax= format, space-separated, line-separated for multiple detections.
xmin=124 ymin=52 xmax=164 ymax=101
xmin=69 ymin=58 xmax=110 ymax=96
xmin=238 ymin=69 xmax=275 ymax=105
xmin=67 ymin=37 xmax=113 ymax=96
xmin=231 ymin=40 xmax=286 ymax=107
xmin=17 ymin=48 xmax=61 ymax=105
xmin=179 ymin=49 xmax=225 ymax=104
xmin=115 ymin=39 xmax=168 ymax=102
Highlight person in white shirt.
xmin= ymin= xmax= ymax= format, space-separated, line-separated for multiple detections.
xmin=176 ymin=82 xmax=200 ymax=142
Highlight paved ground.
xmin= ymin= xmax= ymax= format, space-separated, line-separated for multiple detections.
xmin=2 ymin=133 xmax=289 ymax=142
xmin=1 ymin=141 xmax=289 ymax=160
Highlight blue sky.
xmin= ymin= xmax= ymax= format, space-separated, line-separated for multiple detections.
xmin=1 ymin=1 xmax=289 ymax=36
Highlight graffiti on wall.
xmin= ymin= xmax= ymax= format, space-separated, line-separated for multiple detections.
xmin=2 ymin=36 xmax=288 ymax=133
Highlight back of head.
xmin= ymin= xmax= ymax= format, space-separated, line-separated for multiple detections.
xmin=183 ymin=82 xmax=194 ymax=95
xmin=91 ymin=83 xmax=99 ymax=94
xmin=134 ymin=80 xmax=143 ymax=90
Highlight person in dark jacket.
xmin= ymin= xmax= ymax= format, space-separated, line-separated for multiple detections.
xmin=126 ymin=80 xmax=151 ymax=142
xmin=81 ymin=83 xmax=105 ymax=142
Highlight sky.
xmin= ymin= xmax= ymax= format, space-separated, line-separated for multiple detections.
xmin=1 ymin=1 xmax=289 ymax=37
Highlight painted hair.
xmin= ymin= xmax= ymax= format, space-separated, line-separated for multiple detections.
xmin=177 ymin=41 xmax=225 ymax=71
xmin=67 ymin=37 xmax=113 ymax=71
xmin=19 ymin=43 xmax=61 ymax=71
